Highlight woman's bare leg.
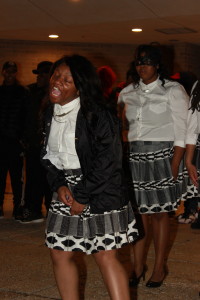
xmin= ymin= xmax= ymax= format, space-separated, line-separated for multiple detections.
xmin=50 ymin=249 xmax=79 ymax=300
xmin=93 ymin=249 xmax=130 ymax=300
xmin=132 ymin=214 xmax=149 ymax=277
xmin=150 ymin=212 xmax=169 ymax=281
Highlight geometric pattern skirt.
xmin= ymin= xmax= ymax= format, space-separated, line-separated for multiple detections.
xmin=128 ymin=141 xmax=188 ymax=214
xmin=45 ymin=169 xmax=139 ymax=254
xmin=187 ymin=135 xmax=200 ymax=199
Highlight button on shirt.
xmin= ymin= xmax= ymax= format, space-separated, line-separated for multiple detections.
xmin=118 ymin=78 xmax=189 ymax=147
xmin=186 ymin=81 xmax=200 ymax=145
xmin=43 ymin=97 xmax=81 ymax=169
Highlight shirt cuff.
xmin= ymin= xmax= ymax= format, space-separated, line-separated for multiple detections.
xmin=185 ymin=137 xmax=198 ymax=145
xmin=173 ymin=141 xmax=185 ymax=148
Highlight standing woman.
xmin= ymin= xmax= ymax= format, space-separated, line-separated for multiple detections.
xmin=118 ymin=45 xmax=189 ymax=287
xmin=41 ymin=54 xmax=139 ymax=300
xmin=185 ymin=80 xmax=200 ymax=228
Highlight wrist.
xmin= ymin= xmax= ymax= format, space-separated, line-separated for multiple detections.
xmin=185 ymin=160 xmax=193 ymax=167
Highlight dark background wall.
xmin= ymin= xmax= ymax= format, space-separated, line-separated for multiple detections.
xmin=0 ymin=39 xmax=200 ymax=86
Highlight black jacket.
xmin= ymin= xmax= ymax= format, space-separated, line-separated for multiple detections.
xmin=41 ymin=105 xmax=128 ymax=213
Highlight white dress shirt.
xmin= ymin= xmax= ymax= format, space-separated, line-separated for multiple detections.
xmin=118 ymin=78 xmax=189 ymax=147
xmin=43 ymin=97 xmax=81 ymax=169
xmin=185 ymin=81 xmax=200 ymax=145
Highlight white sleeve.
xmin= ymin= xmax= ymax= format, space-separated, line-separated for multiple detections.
xmin=169 ymin=84 xmax=189 ymax=148
xmin=118 ymin=89 xmax=125 ymax=105
xmin=185 ymin=80 xmax=199 ymax=145
xmin=185 ymin=104 xmax=198 ymax=145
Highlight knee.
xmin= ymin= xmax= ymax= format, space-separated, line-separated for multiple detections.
xmin=93 ymin=250 xmax=118 ymax=267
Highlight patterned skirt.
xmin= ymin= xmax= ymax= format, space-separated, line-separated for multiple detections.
xmin=128 ymin=141 xmax=188 ymax=214
xmin=45 ymin=169 xmax=139 ymax=254
xmin=187 ymin=136 xmax=200 ymax=199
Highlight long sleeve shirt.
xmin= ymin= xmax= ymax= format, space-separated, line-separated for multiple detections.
xmin=185 ymin=81 xmax=200 ymax=145
xmin=118 ymin=78 xmax=189 ymax=147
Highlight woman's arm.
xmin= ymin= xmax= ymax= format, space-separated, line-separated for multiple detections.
xmin=171 ymin=146 xmax=185 ymax=180
xmin=170 ymin=84 xmax=189 ymax=148
xmin=185 ymin=144 xmax=198 ymax=187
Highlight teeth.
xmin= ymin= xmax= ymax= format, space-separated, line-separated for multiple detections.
xmin=51 ymin=86 xmax=61 ymax=97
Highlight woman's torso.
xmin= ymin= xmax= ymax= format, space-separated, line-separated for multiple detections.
xmin=118 ymin=78 xmax=189 ymax=145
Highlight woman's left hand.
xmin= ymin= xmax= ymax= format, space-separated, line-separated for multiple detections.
xmin=57 ymin=186 xmax=74 ymax=206
xmin=70 ymin=200 xmax=86 ymax=215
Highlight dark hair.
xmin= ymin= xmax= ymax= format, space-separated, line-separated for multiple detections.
xmin=49 ymin=55 xmax=106 ymax=120
xmin=189 ymin=80 xmax=200 ymax=113
xmin=134 ymin=44 xmax=170 ymax=86
xmin=126 ymin=60 xmax=138 ymax=84
xmin=39 ymin=55 xmax=109 ymax=134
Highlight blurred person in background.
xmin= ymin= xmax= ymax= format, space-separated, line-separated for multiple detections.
xmin=0 ymin=61 xmax=28 ymax=219
xmin=185 ymin=79 xmax=200 ymax=229
xmin=20 ymin=61 xmax=53 ymax=224
xmin=171 ymin=71 xmax=199 ymax=224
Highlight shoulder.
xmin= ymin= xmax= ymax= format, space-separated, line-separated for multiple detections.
xmin=159 ymin=79 xmax=187 ymax=94
xmin=15 ymin=84 xmax=30 ymax=96
xmin=161 ymin=79 xmax=183 ymax=89
xmin=118 ymin=83 xmax=137 ymax=103
xmin=119 ymin=83 xmax=135 ymax=95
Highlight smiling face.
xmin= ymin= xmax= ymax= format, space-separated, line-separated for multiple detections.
xmin=49 ymin=63 xmax=78 ymax=106
xmin=135 ymin=52 xmax=158 ymax=85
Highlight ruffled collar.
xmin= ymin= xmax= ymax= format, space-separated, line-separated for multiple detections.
xmin=53 ymin=97 xmax=80 ymax=122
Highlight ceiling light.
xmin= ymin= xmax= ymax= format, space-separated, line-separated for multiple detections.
xmin=132 ymin=28 xmax=142 ymax=32
xmin=49 ymin=34 xmax=59 ymax=39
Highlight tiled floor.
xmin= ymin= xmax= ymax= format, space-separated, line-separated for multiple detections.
xmin=0 ymin=178 xmax=199 ymax=299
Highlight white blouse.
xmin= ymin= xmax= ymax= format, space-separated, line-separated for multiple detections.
xmin=118 ymin=78 xmax=189 ymax=147
xmin=185 ymin=81 xmax=200 ymax=145
xmin=43 ymin=97 xmax=81 ymax=170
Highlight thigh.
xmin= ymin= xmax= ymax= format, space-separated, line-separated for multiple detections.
xmin=50 ymin=248 xmax=76 ymax=263
xmin=93 ymin=249 xmax=118 ymax=265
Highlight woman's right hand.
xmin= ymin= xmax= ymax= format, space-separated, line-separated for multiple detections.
xmin=57 ymin=186 xmax=74 ymax=206
xmin=186 ymin=163 xmax=198 ymax=187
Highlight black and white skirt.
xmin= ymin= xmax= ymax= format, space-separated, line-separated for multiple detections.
xmin=45 ymin=169 xmax=139 ymax=254
xmin=128 ymin=141 xmax=188 ymax=214
xmin=187 ymin=136 xmax=200 ymax=199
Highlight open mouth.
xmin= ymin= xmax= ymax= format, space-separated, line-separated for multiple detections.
xmin=51 ymin=86 xmax=61 ymax=97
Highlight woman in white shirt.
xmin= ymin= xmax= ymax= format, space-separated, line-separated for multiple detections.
xmin=186 ymin=81 xmax=200 ymax=184
xmin=118 ymin=44 xmax=189 ymax=288
xmin=185 ymin=80 xmax=200 ymax=228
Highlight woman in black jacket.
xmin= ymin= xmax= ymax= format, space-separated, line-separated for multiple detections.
xmin=41 ymin=54 xmax=138 ymax=300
